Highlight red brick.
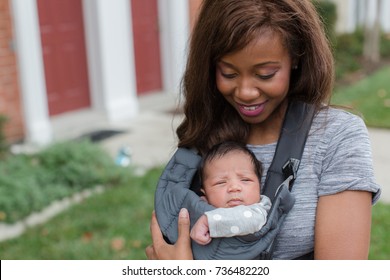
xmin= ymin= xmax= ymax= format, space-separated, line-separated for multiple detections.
xmin=0 ymin=0 xmax=25 ymax=143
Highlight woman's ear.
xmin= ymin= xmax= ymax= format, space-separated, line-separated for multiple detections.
xmin=292 ymin=58 xmax=299 ymax=70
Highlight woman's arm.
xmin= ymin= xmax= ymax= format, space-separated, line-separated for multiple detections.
xmin=145 ymin=208 xmax=194 ymax=260
xmin=314 ymin=190 xmax=372 ymax=259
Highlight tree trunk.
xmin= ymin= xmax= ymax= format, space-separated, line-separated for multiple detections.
xmin=363 ymin=0 xmax=382 ymax=66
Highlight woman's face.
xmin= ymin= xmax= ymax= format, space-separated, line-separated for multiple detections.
xmin=216 ymin=31 xmax=293 ymax=127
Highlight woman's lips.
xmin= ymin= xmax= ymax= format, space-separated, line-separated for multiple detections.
xmin=237 ymin=101 xmax=267 ymax=117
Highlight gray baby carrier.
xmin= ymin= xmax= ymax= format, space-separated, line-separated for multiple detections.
xmin=154 ymin=100 xmax=315 ymax=259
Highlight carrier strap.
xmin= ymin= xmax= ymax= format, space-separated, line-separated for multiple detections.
xmin=263 ymin=100 xmax=315 ymax=199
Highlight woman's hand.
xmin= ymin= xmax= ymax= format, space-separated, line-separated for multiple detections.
xmin=145 ymin=208 xmax=194 ymax=260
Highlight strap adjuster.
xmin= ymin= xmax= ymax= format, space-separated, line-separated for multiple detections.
xmin=282 ymin=158 xmax=300 ymax=189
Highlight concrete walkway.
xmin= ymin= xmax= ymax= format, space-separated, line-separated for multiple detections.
xmin=99 ymin=93 xmax=183 ymax=172
xmin=99 ymin=93 xmax=389 ymax=203
xmin=368 ymin=128 xmax=390 ymax=203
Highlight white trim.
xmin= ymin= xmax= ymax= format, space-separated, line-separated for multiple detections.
xmin=10 ymin=0 xmax=191 ymax=146
xmin=83 ymin=0 xmax=138 ymax=122
xmin=158 ymin=0 xmax=190 ymax=95
xmin=380 ymin=0 xmax=390 ymax=32
xmin=10 ymin=0 xmax=52 ymax=146
xmin=331 ymin=0 xmax=390 ymax=33
xmin=82 ymin=0 xmax=104 ymax=113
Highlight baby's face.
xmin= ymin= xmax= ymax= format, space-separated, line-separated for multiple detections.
xmin=202 ymin=150 xmax=261 ymax=208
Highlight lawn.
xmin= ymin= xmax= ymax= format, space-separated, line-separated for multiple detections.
xmin=0 ymin=167 xmax=161 ymax=260
xmin=332 ymin=66 xmax=390 ymax=129
xmin=370 ymin=202 xmax=390 ymax=259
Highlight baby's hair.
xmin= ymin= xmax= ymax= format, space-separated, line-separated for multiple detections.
xmin=198 ymin=141 xmax=263 ymax=185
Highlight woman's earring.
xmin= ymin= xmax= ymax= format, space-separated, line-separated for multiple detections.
xmin=292 ymin=65 xmax=298 ymax=70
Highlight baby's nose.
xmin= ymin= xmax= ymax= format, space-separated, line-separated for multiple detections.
xmin=228 ymin=183 xmax=242 ymax=192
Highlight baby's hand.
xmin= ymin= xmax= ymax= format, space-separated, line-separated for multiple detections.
xmin=190 ymin=215 xmax=211 ymax=245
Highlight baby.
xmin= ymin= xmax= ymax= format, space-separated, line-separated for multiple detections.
xmin=190 ymin=141 xmax=271 ymax=245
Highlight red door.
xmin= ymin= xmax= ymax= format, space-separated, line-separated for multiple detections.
xmin=37 ymin=0 xmax=91 ymax=116
xmin=131 ymin=0 xmax=162 ymax=95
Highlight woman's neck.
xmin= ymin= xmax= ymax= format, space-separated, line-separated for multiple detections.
xmin=247 ymin=100 xmax=288 ymax=145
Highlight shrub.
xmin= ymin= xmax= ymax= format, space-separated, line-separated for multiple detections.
xmin=313 ymin=0 xmax=337 ymax=45
xmin=0 ymin=115 xmax=8 ymax=158
xmin=381 ymin=32 xmax=390 ymax=57
xmin=334 ymin=29 xmax=364 ymax=79
xmin=0 ymin=140 xmax=129 ymax=223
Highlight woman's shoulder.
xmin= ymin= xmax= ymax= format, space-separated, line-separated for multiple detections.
xmin=316 ymin=106 xmax=364 ymax=124
xmin=311 ymin=106 xmax=367 ymax=138
xmin=307 ymin=106 xmax=371 ymax=166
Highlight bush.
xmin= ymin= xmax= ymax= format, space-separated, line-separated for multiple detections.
xmin=0 ymin=140 xmax=129 ymax=223
xmin=0 ymin=115 xmax=8 ymax=158
xmin=313 ymin=0 xmax=337 ymax=45
xmin=381 ymin=33 xmax=390 ymax=57
xmin=333 ymin=28 xmax=390 ymax=80
xmin=334 ymin=29 xmax=364 ymax=79
xmin=36 ymin=141 xmax=125 ymax=190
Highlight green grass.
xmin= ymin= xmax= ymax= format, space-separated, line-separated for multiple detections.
xmin=0 ymin=167 xmax=162 ymax=260
xmin=369 ymin=202 xmax=390 ymax=260
xmin=331 ymin=66 xmax=390 ymax=129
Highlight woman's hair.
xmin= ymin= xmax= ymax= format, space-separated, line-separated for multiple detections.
xmin=177 ymin=0 xmax=334 ymax=154
xmin=198 ymin=141 xmax=263 ymax=188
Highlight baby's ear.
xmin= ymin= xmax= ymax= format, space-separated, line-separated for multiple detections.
xmin=199 ymin=188 xmax=209 ymax=202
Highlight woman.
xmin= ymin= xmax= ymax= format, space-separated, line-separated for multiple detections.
xmin=146 ymin=0 xmax=381 ymax=259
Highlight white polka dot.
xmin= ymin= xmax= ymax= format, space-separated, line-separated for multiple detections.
xmin=213 ymin=214 xmax=222 ymax=221
xmin=243 ymin=211 xmax=253 ymax=218
xmin=231 ymin=226 xmax=240 ymax=234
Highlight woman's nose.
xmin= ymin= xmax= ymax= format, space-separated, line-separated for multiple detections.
xmin=236 ymin=78 xmax=259 ymax=101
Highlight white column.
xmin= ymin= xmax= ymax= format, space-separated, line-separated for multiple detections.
xmin=83 ymin=0 xmax=138 ymax=122
xmin=345 ymin=0 xmax=357 ymax=33
xmin=158 ymin=0 xmax=190 ymax=95
xmin=330 ymin=0 xmax=352 ymax=33
xmin=10 ymin=0 xmax=52 ymax=146
xmin=380 ymin=0 xmax=390 ymax=32
xmin=365 ymin=0 xmax=378 ymax=28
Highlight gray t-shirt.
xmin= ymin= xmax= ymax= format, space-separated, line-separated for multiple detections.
xmin=248 ymin=107 xmax=381 ymax=259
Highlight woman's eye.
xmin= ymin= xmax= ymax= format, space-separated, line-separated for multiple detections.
xmin=221 ymin=72 xmax=237 ymax=79
xmin=256 ymin=73 xmax=276 ymax=80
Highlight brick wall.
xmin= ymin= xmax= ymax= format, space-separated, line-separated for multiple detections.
xmin=0 ymin=0 xmax=24 ymax=143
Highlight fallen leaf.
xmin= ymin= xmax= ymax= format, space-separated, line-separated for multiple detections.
xmin=0 ymin=211 xmax=6 ymax=221
xmin=377 ymin=89 xmax=387 ymax=98
xmin=111 ymin=237 xmax=125 ymax=251
xmin=41 ymin=228 xmax=49 ymax=236
xmin=82 ymin=232 xmax=93 ymax=242
xmin=132 ymin=240 xmax=142 ymax=248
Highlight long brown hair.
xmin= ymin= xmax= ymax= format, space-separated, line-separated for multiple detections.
xmin=177 ymin=0 xmax=334 ymax=155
